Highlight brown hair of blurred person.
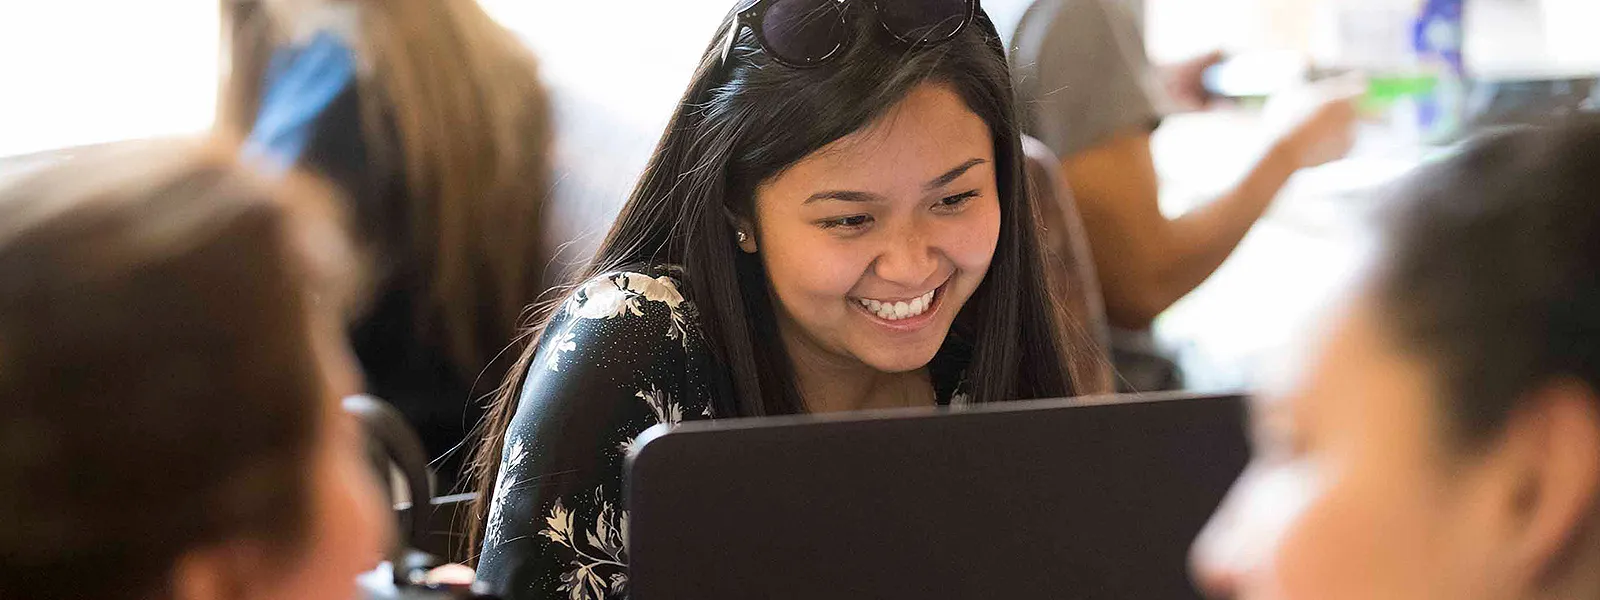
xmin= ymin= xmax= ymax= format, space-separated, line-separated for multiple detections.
xmin=220 ymin=0 xmax=555 ymax=409
xmin=0 ymin=141 xmax=388 ymax=600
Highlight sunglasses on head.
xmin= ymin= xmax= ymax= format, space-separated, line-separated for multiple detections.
xmin=721 ymin=0 xmax=981 ymax=69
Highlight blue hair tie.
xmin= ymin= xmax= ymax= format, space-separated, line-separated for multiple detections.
xmin=243 ymin=30 xmax=357 ymax=174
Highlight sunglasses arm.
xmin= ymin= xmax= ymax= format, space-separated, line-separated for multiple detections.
xmin=719 ymin=18 xmax=742 ymax=67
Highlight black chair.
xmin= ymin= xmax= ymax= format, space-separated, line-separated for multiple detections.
xmin=345 ymin=396 xmax=481 ymax=571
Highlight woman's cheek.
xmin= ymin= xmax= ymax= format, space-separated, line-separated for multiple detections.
xmin=763 ymin=229 xmax=874 ymax=304
xmin=948 ymin=203 xmax=1002 ymax=274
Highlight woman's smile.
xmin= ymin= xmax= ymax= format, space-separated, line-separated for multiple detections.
xmin=849 ymin=279 xmax=949 ymax=332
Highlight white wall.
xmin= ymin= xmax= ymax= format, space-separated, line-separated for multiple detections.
xmin=1542 ymin=0 xmax=1600 ymax=71
xmin=0 ymin=0 xmax=218 ymax=158
xmin=1145 ymin=0 xmax=1275 ymax=62
xmin=479 ymin=0 xmax=731 ymax=127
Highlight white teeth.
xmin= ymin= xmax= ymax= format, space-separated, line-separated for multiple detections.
xmin=856 ymin=288 xmax=939 ymax=321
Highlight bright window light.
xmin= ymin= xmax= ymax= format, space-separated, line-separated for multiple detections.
xmin=0 ymin=1 xmax=219 ymax=158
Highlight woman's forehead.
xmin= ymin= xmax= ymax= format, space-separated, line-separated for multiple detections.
xmin=1257 ymin=298 xmax=1441 ymax=438
xmin=763 ymin=84 xmax=993 ymax=195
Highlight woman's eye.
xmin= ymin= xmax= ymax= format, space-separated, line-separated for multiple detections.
xmin=819 ymin=214 xmax=873 ymax=231
xmin=934 ymin=190 xmax=981 ymax=212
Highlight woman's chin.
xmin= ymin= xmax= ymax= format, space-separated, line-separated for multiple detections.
xmin=856 ymin=345 xmax=942 ymax=376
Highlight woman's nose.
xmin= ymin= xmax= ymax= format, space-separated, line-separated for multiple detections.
xmin=1192 ymin=552 xmax=1242 ymax=599
xmin=872 ymin=223 xmax=940 ymax=287
xmin=1189 ymin=469 xmax=1273 ymax=599
xmin=1191 ymin=506 xmax=1246 ymax=599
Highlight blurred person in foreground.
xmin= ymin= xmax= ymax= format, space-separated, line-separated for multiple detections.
xmin=1193 ymin=119 xmax=1600 ymax=599
xmin=219 ymin=0 xmax=554 ymax=488
xmin=0 ymin=142 xmax=388 ymax=600
xmin=998 ymin=0 xmax=1361 ymax=390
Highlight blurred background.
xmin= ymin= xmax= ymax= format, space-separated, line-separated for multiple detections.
xmin=3 ymin=0 xmax=1597 ymax=391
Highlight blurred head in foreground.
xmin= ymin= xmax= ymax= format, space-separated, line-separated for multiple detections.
xmin=0 ymin=142 xmax=387 ymax=600
xmin=1193 ymin=119 xmax=1600 ymax=600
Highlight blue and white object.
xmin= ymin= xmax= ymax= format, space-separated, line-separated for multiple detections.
xmin=1413 ymin=0 xmax=1466 ymax=141
xmin=242 ymin=30 xmax=358 ymax=174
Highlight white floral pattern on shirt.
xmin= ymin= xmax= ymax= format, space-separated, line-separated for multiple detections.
xmin=542 ymin=493 xmax=629 ymax=600
xmin=544 ymin=271 xmax=692 ymax=374
xmin=545 ymin=330 xmax=577 ymax=372
xmin=618 ymin=386 xmax=685 ymax=457
xmin=483 ymin=438 xmax=529 ymax=550
xmin=569 ymin=271 xmax=688 ymax=340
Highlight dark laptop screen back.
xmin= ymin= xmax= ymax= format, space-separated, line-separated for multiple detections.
xmin=626 ymin=393 xmax=1250 ymax=600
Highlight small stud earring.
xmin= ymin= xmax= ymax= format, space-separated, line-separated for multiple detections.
xmin=736 ymin=230 xmax=749 ymax=244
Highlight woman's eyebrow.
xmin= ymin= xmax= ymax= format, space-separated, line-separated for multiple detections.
xmin=802 ymin=158 xmax=988 ymax=204
xmin=803 ymin=190 xmax=885 ymax=204
xmin=925 ymin=158 xmax=988 ymax=191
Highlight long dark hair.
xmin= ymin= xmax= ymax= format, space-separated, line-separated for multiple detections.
xmin=469 ymin=3 xmax=1078 ymax=545
xmin=1375 ymin=118 xmax=1600 ymax=448
xmin=0 ymin=141 xmax=358 ymax=599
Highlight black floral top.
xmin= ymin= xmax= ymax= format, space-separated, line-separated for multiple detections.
xmin=477 ymin=264 xmax=970 ymax=600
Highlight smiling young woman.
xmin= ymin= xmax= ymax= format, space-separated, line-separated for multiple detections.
xmin=467 ymin=1 xmax=1095 ymax=598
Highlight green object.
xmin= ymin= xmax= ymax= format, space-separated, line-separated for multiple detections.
xmin=1363 ymin=73 xmax=1439 ymax=111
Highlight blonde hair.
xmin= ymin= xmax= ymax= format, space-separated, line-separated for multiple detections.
xmin=220 ymin=0 xmax=554 ymax=379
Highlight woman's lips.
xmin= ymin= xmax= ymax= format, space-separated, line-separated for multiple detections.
xmin=850 ymin=282 xmax=947 ymax=331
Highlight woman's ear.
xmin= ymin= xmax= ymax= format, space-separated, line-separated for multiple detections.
xmin=727 ymin=211 xmax=758 ymax=254
xmin=1491 ymin=379 xmax=1600 ymax=590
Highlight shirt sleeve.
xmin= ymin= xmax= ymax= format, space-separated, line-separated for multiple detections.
xmin=476 ymin=270 xmax=710 ymax=600
xmin=1010 ymin=0 xmax=1163 ymax=158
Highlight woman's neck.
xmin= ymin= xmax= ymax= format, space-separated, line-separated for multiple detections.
xmin=778 ymin=322 xmax=935 ymax=414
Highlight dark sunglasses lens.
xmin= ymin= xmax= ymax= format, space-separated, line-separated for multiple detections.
xmin=760 ymin=0 xmax=848 ymax=65
xmin=876 ymin=0 xmax=971 ymax=43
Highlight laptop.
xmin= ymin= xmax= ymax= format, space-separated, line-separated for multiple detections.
xmin=626 ymin=392 xmax=1250 ymax=599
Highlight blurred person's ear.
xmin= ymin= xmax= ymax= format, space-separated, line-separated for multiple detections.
xmin=1469 ymin=379 xmax=1600 ymax=593
xmin=171 ymin=542 xmax=270 ymax=600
